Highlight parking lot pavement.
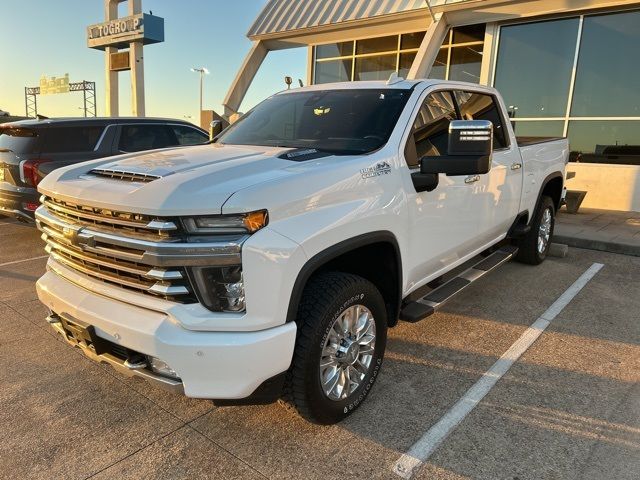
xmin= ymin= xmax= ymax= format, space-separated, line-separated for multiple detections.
xmin=1 ymin=220 xmax=638 ymax=480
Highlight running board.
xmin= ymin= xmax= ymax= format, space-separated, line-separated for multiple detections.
xmin=399 ymin=245 xmax=518 ymax=323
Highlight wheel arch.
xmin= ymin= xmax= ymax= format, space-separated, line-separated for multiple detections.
xmin=286 ymin=231 xmax=403 ymax=327
xmin=532 ymin=172 xmax=564 ymax=221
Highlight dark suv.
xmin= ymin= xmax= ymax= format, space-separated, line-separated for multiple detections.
xmin=0 ymin=117 xmax=209 ymax=222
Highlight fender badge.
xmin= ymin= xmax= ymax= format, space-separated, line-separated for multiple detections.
xmin=360 ymin=161 xmax=391 ymax=179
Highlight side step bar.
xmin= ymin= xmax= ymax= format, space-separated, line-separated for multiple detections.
xmin=399 ymin=245 xmax=518 ymax=323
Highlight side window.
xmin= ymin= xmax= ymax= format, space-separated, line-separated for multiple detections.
xmin=404 ymin=90 xmax=457 ymax=168
xmin=172 ymin=125 xmax=209 ymax=146
xmin=453 ymin=91 xmax=508 ymax=149
xmin=41 ymin=126 xmax=104 ymax=153
xmin=119 ymin=125 xmax=176 ymax=152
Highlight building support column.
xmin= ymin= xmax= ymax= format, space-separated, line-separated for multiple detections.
xmin=222 ymin=40 xmax=269 ymax=119
xmin=104 ymin=0 xmax=119 ymax=116
xmin=130 ymin=41 xmax=145 ymax=116
xmin=406 ymin=12 xmax=449 ymax=80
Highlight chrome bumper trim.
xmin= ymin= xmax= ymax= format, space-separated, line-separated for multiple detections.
xmin=0 ymin=206 xmax=35 ymax=223
xmin=49 ymin=316 xmax=184 ymax=394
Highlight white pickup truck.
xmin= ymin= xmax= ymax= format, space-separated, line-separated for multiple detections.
xmin=35 ymin=79 xmax=568 ymax=424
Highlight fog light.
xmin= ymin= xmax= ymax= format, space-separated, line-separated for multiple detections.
xmin=147 ymin=356 xmax=180 ymax=379
xmin=188 ymin=265 xmax=246 ymax=312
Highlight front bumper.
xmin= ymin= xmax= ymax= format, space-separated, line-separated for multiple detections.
xmin=0 ymin=183 xmax=38 ymax=222
xmin=37 ymin=268 xmax=297 ymax=399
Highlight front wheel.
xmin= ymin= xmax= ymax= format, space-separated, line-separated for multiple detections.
xmin=283 ymin=272 xmax=387 ymax=424
xmin=516 ymin=195 xmax=555 ymax=265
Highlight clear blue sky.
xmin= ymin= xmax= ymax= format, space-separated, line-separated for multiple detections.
xmin=0 ymin=0 xmax=307 ymax=119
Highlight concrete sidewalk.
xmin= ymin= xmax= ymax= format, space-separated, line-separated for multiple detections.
xmin=554 ymin=208 xmax=640 ymax=256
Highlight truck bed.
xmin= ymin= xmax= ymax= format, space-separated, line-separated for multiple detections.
xmin=516 ymin=136 xmax=565 ymax=147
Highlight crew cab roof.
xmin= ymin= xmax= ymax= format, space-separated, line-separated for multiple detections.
xmin=273 ymin=79 xmax=499 ymax=95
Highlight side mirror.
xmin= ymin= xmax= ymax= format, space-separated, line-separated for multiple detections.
xmin=209 ymin=120 xmax=223 ymax=140
xmin=420 ymin=120 xmax=493 ymax=176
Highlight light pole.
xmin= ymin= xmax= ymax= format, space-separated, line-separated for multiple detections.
xmin=190 ymin=67 xmax=209 ymax=117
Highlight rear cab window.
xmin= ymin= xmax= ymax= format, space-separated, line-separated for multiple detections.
xmin=453 ymin=91 xmax=509 ymax=149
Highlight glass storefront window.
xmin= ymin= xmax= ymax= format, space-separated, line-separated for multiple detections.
xmin=354 ymin=54 xmax=397 ymax=81
xmin=314 ymin=59 xmax=352 ymax=84
xmin=511 ymin=121 xmax=565 ymax=138
xmin=494 ymin=18 xmax=579 ymax=118
xmin=428 ymin=25 xmax=485 ymax=83
xmin=356 ymin=35 xmax=398 ymax=55
xmin=398 ymin=52 xmax=417 ymax=79
xmin=429 ymin=49 xmax=448 ymax=80
xmin=452 ymin=24 xmax=485 ymax=44
xmin=401 ymin=31 xmax=426 ymax=49
xmin=568 ymin=121 xmax=640 ymax=165
xmin=315 ymin=42 xmax=354 ymax=59
xmin=571 ymin=11 xmax=640 ymax=117
xmin=448 ymin=45 xmax=482 ymax=82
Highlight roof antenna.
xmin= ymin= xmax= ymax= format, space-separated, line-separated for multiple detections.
xmin=386 ymin=72 xmax=404 ymax=85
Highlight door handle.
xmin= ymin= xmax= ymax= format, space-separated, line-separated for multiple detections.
xmin=511 ymin=162 xmax=522 ymax=170
xmin=465 ymin=175 xmax=480 ymax=184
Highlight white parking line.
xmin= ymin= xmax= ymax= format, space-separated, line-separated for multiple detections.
xmin=393 ymin=262 xmax=604 ymax=479
xmin=0 ymin=255 xmax=48 ymax=268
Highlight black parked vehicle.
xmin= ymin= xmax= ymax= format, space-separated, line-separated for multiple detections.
xmin=0 ymin=117 xmax=209 ymax=222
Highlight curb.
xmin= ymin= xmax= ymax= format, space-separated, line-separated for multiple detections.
xmin=553 ymin=234 xmax=640 ymax=257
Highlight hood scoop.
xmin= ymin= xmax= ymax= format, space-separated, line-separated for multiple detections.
xmin=89 ymin=166 xmax=175 ymax=183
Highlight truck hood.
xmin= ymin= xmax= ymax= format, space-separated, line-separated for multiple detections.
xmin=37 ymin=144 xmax=300 ymax=216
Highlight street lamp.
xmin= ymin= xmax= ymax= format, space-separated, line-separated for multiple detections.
xmin=190 ymin=67 xmax=210 ymax=116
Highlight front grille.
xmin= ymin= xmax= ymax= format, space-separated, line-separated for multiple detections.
xmin=89 ymin=168 xmax=163 ymax=183
xmin=42 ymin=196 xmax=181 ymax=241
xmin=37 ymin=197 xmax=198 ymax=303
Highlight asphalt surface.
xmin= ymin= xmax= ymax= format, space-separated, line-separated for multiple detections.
xmin=1 ymin=215 xmax=638 ymax=480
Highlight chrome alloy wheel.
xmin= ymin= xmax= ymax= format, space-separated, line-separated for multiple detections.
xmin=538 ymin=207 xmax=553 ymax=254
xmin=320 ymin=304 xmax=376 ymax=401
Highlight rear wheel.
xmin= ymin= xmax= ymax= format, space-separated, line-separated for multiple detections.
xmin=283 ymin=272 xmax=387 ymax=424
xmin=516 ymin=195 xmax=555 ymax=265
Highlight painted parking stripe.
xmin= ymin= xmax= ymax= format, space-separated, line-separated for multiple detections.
xmin=393 ymin=262 xmax=604 ymax=479
xmin=0 ymin=255 xmax=48 ymax=268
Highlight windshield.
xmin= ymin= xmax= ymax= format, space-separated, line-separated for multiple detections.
xmin=217 ymin=89 xmax=411 ymax=155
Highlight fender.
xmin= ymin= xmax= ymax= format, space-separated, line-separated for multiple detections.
xmin=529 ymin=171 xmax=564 ymax=223
xmin=285 ymin=231 xmax=403 ymax=325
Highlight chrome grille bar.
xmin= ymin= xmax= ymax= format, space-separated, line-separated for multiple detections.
xmin=36 ymin=200 xmax=247 ymax=303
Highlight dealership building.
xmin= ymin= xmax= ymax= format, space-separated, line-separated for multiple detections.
xmin=223 ymin=0 xmax=640 ymax=211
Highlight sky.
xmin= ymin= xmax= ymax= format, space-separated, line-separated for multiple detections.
xmin=0 ymin=0 xmax=307 ymax=120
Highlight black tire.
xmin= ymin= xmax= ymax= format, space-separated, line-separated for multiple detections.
xmin=283 ymin=272 xmax=387 ymax=424
xmin=516 ymin=195 xmax=555 ymax=265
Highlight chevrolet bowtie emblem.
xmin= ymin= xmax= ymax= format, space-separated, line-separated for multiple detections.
xmin=62 ymin=226 xmax=95 ymax=249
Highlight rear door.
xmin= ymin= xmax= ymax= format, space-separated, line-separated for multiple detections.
xmin=453 ymin=90 xmax=523 ymax=244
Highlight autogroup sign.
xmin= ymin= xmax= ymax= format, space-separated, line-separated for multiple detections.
xmin=89 ymin=16 xmax=142 ymax=39
xmin=87 ymin=13 xmax=164 ymax=50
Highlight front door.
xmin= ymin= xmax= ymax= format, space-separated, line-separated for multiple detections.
xmin=401 ymin=89 xmax=487 ymax=290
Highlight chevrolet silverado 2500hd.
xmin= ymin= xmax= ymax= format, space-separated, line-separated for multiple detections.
xmin=35 ymin=79 xmax=568 ymax=424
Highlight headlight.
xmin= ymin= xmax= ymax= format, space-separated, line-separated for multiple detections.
xmin=183 ymin=210 xmax=268 ymax=235
xmin=188 ymin=265 xmax=245 ymax=312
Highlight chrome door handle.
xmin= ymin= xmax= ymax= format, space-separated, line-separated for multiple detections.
xmin=511 ymin=162 xmax=522 ymax=170
xmin=465 ymin=175 xmax=480 ymax=184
